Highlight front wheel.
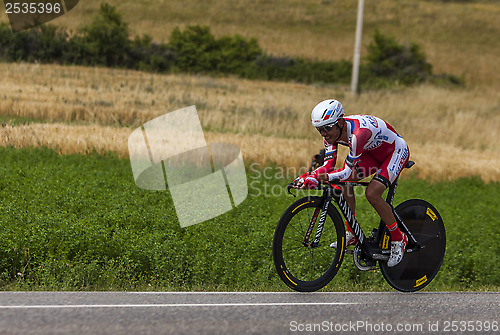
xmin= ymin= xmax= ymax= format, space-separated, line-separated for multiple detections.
xmin=273 ymin=196 xmax=346 ymax=292
xmin=379 ymin=199 xmax=446 ymax=292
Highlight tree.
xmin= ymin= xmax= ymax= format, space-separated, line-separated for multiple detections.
xmin=80 ymin=3 xmax=130 ymax=66
xmin=365 ymin=30 xmax=432 ymax=84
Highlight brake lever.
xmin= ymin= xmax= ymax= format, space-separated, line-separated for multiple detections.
xmin=287 ymin=183 xmax=297 ymax=197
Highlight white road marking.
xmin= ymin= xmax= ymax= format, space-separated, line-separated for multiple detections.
xmin=126 ymin=291 xmax=433 ymax=296
xmin=0 ymin=302 xmax=357 ymax=309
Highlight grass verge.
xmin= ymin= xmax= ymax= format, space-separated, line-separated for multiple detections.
xmin=0 ymin=147 xmax=498 ymax=291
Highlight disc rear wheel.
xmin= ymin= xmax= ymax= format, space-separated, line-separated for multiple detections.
xmin=380 ymin=199 xmax=446 ymax=292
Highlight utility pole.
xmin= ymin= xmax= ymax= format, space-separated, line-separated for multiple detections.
xmin=351 ymin=0 xmax=365 ymax=95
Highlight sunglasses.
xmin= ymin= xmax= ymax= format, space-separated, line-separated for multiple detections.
xmin=316 ymin=124 xmax=335 ymax=133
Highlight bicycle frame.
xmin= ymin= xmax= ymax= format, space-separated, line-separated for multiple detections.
xmin=289 ymin=176 xmax=422 ymax=262
xmin=330 ymin=178 xmax=421 ymax=259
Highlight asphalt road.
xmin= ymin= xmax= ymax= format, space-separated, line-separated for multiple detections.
xmin=0 ymin=292 xmax=498 ymax=335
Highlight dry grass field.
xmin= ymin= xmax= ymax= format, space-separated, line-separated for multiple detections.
xmin=1 ymin=63 xmax=499 ymax=182
xmin=0 ymin=0 xmax=499 ymax=182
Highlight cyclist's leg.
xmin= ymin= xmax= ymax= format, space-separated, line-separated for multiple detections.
xmin=366 ymin=141 xmax=410 ymax=266
xmin=350 ymin=152 xmax=394 ymax=228
xmin=365 ymin=142 xmax=409 ymax=231
xmin=342 ymin=152 xmax=381 ymax=211
xmin=329 ymin=163 xmax=364 ymax=248
xmin=340 ymin=168 xmax=360 ymax=213
xmin=341 ymin=153 xmax=380 ymax=242
xmin=338 ymin=171 xmax=359 ymax=245
xmin=365 ymin=178 xmax=395 ymax=227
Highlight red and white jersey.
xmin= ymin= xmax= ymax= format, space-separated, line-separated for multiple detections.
xmin=312 ymin=115 xmax=409 ymax=183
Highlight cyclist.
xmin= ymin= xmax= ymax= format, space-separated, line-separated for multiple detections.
xmin=294 ymin=99 xmax=410 ymax=267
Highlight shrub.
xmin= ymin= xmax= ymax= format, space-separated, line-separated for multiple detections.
xmin=215 ymin=34 xmax=262 ymax=74
xmin=0 ymin=23 xmax=35 ymax=61
xmin=169 ymin=25 xmax=219 ymax=72
xmin=79 ymin=3 xmax=130 ymax=66
xmin=168 ymin=25 xmax=262 ymax=74
xmin=253 ymin=55 xmax=352 ymax=84
xmin=363 ymin=30 xmax=433 ymax=85
xmin=127 ymin=34 xmax=175 ymax=72
xmin=32 ymin=25 xmax=71 ymax=63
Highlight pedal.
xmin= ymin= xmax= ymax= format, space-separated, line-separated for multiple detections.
xmin=345 ymin=249 xmax=354 ymax=255
xmin=353 ymin=246 xmax=377 ymax=271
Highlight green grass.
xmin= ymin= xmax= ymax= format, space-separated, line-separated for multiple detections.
xmin=0 ymin=115 xmax=54 ymax=126
xmin=0 ymin=147 xmax=498 ymax=291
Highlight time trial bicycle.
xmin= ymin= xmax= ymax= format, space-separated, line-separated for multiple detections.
xmin=272 ymin=161 xmax=446 ymax=292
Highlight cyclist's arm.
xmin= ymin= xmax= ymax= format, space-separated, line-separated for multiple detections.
xmin=326 ymin=129 xmax=370 ymax=181
xmin=311 ymin=143 xmax=338 ymax=176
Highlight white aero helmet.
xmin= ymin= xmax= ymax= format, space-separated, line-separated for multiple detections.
xmin=311 ymin=99 xmax=345 ymax=128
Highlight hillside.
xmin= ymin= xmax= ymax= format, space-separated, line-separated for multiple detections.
xmin=2 ymin=0 xmax=499 ymax=88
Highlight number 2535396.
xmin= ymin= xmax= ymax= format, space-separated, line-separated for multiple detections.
xmin=443 ymin=321 xmax=498 ymax=332
xmin=5 ymin=2 xmax=62 ymax=15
